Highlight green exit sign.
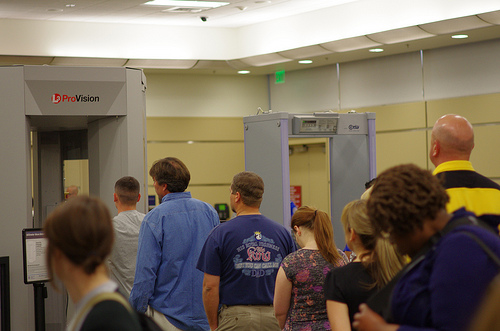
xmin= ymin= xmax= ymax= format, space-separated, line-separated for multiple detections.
xmin=275 ymin=70 xmax=285 ymax=84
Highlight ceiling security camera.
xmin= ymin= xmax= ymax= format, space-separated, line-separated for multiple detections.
xmin=200 ymin=16 xmax=207 ymax=22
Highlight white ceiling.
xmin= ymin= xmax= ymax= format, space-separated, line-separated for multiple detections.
xmin=0 ymin=0 xmax=355 ymax=27
xmin=1 ymin=0 xmax=500 ymax=74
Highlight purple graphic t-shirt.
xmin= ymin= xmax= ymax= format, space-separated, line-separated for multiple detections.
xmin=197 ymin=214 xmax=297 ymax=305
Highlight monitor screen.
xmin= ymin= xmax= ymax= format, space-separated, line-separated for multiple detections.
xmin=22 ymin=229 xmax=50 ymax=284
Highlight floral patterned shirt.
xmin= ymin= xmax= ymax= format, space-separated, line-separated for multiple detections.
xmin=281 ymin=248 xmax=348 ymax=331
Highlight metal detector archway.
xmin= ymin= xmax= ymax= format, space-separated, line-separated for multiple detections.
xmin=243 ymin=111 xmax=376 ymax=247
xmin=0 ymin=65 xmax=147 ymax=330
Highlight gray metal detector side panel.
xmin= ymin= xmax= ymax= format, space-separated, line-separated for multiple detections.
xmin=329 ymin=135 xmax=370 ymax=247
xmin=244 ymin=113 xmax=290 ymax=227
xmin=88 ymin=68 xmax=147 ymax=215
xmin=124 ymin=68 xmax=148 ymax=214
xmin=367 ymin=113 xmax=377 ymax=179
xmin=0 ymin=66 xmax=35 ymax=331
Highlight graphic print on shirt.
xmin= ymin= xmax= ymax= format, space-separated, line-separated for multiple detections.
xmin=233 ymin=231 xmax=283 ymax=278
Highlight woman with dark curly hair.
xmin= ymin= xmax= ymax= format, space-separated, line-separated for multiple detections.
xmin=44 ymin=196 xmax=142 ymax=331
xmin=353 ymin=164 xmax=500 ymax=331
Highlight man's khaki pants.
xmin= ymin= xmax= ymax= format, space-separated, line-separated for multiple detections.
xmin=216 ymin=305 xmax=280 ymax=331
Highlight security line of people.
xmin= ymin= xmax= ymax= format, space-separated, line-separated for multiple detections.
xmin=44 ymin=160 xmax=296 ymax=331
xmin=42 ymin=113 xmax=500 ymax=331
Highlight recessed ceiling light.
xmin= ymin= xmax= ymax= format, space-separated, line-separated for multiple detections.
xmin=144 ymin=0 xmax=229 ymax=8
xmin=298 ymin=60 xmax=313 ymax=64
xmin=451 ymin=34 xmax=469 ymax=39
xmin=369 ymin=48 xmax=384 ymax=53
xmin=238 ymin=70 xmax=251 ymax=74
xmin=65 ymin=4 xmax=76 ymax=7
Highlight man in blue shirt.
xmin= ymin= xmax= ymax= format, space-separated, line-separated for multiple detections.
xmin=197 ymin=171 xmax=297 ymax=331
xmin=130 ymin=157 xmax=219 ymax=330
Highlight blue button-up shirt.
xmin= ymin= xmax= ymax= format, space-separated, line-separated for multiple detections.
xmin=130 ymin=192 xmax=219 ymax=330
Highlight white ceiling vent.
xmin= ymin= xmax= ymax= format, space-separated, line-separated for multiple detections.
xmin=162 ymin=6 xmax=207 ymax=13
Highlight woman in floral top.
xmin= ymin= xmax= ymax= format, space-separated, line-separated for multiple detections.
xmin=274 ymin=206 xmax=348 ymax=330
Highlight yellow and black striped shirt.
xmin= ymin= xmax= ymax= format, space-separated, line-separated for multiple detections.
xmin=433 ymin=160 xmax=500 ymax=233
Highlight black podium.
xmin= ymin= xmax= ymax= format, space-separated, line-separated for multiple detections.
xmin=33 ymin=282 xmax=48 ymax=331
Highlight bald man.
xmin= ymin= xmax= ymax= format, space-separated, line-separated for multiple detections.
xmin=66 ymin=185 xmax=79 ymax=200
xmin=430 ymin=114 xmax=500 ymax=232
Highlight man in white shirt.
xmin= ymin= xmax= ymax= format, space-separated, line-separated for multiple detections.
xmin=108 ymin=176 xmax=145 ymax=297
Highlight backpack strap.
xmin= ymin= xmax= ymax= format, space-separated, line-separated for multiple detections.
xmin=458 ymin=231 xmax=500 ymax=268
xmin=440 ymin=215 xmax=500 ymax=268
xmin=70 ymin=292 xmax=134 ymax=331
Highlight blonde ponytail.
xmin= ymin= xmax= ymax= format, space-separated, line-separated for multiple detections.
xmin=341 ymin=199 xmax=406 ymax=289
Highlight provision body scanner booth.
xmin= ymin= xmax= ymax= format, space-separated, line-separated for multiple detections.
xmin=243 ymin=111 xmax=376 ymax=246
xmin=0 ymin=66 xmax=147 ymax=330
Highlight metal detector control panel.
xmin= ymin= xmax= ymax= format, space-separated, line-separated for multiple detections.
xmin=291 ymin=113 xmax=339 ymax=134
xmin=290 ymin=112 xmax=371 ymax=136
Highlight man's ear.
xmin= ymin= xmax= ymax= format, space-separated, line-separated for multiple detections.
xmin=431 ymin=140 xmax=440 ymax=157
xmin=137 ymin=193 xmax=141 ymax=202
xmin=113 ymin=193 xmax=118 ymax=203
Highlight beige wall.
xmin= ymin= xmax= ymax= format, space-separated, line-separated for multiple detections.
xmin=144 ymin=70 xmax=269 ymax=215
xmin=146 ymin=117 xmax=245 ymax=217
xmin=352 ymin=102 xmax=429 ymax=173
xmin=144 ymin=71 xmax=269 ymax=117
xmin=427 ymin=94 xmax=500 ymax=178
xmin=146 ymin=123 xmax=333 ymax=217
xmin=353 ymin=93 xmax=500 ymax=179
xmin=146 ymin=116 xmax=332 ymax=217
xmin=145 ymin=92 xmax=500 ymax=219
xmin=144 ymin=60 xmax=500 ymax=220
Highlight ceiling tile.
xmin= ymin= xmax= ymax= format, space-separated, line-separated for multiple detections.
xmin=125 ymin=58 xmax=198 ymax=68
xmin=278 ymin=45 xmax=332 ymax=59
xmin=419 ymin=16 xmax=493 ymax=34
xmin=321 ymin=36 xmax=382 ymax=52
xmin=240 ymin=53 xmax=292 ymax=66
xmin=477 ymin=10 xmax=500 ymax=24
xmin=368 ymin=26 xmax=435 ymax=44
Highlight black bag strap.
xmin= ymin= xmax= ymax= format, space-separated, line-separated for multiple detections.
xmin=439 ymin=215 xmax=500 ymax=268
xmin=69 ymin=292 xmax=132 ymax=331
xmin=458 ymin=231 xmax=500 ymax=268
